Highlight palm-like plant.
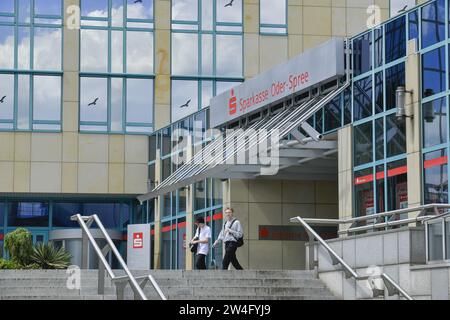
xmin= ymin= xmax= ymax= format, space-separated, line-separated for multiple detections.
xmin=30 ymin=243 xmax=72 ymax=270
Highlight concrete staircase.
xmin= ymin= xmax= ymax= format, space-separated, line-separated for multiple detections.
xmin=0 ymin=270 xmax=338 ymax=300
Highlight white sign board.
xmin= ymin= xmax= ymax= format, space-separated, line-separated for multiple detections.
xmin=127 ymin=224 xmax=151 ymax=270
xmin=210 ymin=37 xmax=346 ymax=128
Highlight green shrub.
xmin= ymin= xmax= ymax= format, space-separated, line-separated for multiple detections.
xmin=30 ymin=243 xmax=72 ymax=270
xmin=0 ymin=258 xmax=22 ymax=270
xmin=4 ymin=228 xmax=33 ymax=266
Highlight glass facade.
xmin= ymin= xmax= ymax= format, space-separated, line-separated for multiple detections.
xmin=171 ymin=0 xmax=243 ymax=122
xmin=79 ymin=0 xmax=154 ymax=133
xmin=0 ymin=0 xmax=63 ymax=131
xmin=0 ymin=198 xmax=145 ymax=258
xmin=260 ymin=0 xmax=287 ymax=35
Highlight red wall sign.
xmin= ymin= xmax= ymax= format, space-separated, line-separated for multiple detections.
xmin=133 ymin=232 xmax=143 ymax=249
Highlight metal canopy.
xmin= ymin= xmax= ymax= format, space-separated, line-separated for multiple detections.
xmin=137 ymin=82 xmax=349 ymax=203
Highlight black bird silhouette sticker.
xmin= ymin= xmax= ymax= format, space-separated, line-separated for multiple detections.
xmin=0 ymin=96 xmax=6 ymax=103
xmin=134 ymin=0 xmax=143 ymax=3
xmin=88 ymin=98 xmax=99 ymax=107
xmin=180 ymin=99 xmax=191 ymax=108
xmin=398 ymin=5 xmax=408 ymax=13
xmin=224 ymin=0 xmax=234 ymax=7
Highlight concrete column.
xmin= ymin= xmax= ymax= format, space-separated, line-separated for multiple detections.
xmin=153 ymin=149 xmax=162 ymax=269
xmin=338 ymin=125 xmax=353 ymax=235
xmin=405 ymin=39 xmax=422 ymax=210
xmin=154 ymin=0 xmax=171 ymax=129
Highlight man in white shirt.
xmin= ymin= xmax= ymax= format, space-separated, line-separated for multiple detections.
xmin=190 ymin=216 xmax=211 ymax=270
xmin=213 ymin=207 xmax=244 ymax=270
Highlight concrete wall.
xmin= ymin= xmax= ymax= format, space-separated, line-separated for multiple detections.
xmin=224 ymin=179 xmax=338 ymax=270
xmin=307 ymin=227 xmax=449 ymax=300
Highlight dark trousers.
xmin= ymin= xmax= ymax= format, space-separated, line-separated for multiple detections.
xmin=195 ymin=254 xmax=207 ymax=270
xmin=222 ymin=241 xmax=243 ymax=270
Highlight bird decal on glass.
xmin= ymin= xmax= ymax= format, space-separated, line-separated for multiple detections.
xmin=88 ymin=98 xmax=99 ymax=107
xmin=398 ymin=5 xmax=408 ymax=13
xmin=134 ymin=0 xmax=143 ymax=4
xmin=224 ymin=0 xmax=234 ymax=8
xmin=180 ymin=99 xmax=191 ymax=108
xmin=0 ymin=95 xmax=6 ymax=104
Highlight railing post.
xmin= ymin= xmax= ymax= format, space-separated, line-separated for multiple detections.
xmin=307 ymin=231 xmax=315 ymax=271
xmin=82 ymin=231 xmax=89 ymax=269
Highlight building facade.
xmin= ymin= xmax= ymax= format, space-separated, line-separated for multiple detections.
xmin=7 ymin=0 xmax=433 ymax=271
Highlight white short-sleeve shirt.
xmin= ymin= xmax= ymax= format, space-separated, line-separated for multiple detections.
xmin=195 ymin=225 xmax=211 ymax=255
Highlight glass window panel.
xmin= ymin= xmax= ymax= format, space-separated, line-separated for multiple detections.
xmin=0 ymin=74 xmax=14 ymax=121
xmin=177 ymin=218 xmax=186 ymax=269
xmin=217 ymin=0 xmax=242 ymax=23
xmin=374 ymin=27 xmax=383 ymax=68
xmin=354 ymin=121 xmax=373 ymax=166
xmin=112 ymin=31 xmax=124 ymax=73
xmin=423 ymin=97 xmax=447 ymax=148
xmin=216 ymin=35 xmax=242 ymax=77
xmin=172 ymin=80 xmax=199 ymax=122
xmin=0 ymin=203 xmax=4 ymax=228
xmin=324 ymin=95 xmax=341 ymax=132
xmin=172 ymin=33 xmax=198 ymax=75
xmin=315 ymin=109 xmax=323 ymax=133
xmin=386 ymin=113 xmax=406 ymax=158
xmin=0 ymin=0 xmax=14 ymax=13
xmin=343 ymin=88 xmax=352 ymax=125
xmin=375 ymin=118 xmax=384 ymax=161
xmin=201 ymin=81 xmax=213 ymax=109
xmin=202 ymin=0 xmax=213 ymax=31
xmin=112 ymin=0 xmax=125 ymax=27
xmin=385 ymin=63 xmax=405 ymax=110
xmin=421 ymin=0 xmax=445 ymax=49
xmin=33 ymin=76 xmax=61 ymax=122
xmin=35 ymin=0 xmax=62 ymax=16
xmin=19 ymin=0 xmax=31 ymax=23
xmin=8 ymin=202 xmax=49 ymax=227
xmin=127 ymin=0 xmax=153 ymax=20
xmin=80 ymin=125 xmax=108 ymax=131
xmin=111 ymin=78 xmax=124 ymax=132
xmin=126 ymin=78 xmax=153 ymax=124
xmin=375 ymin=71 xmax=384 ymax=113
xmin=376 ymin=165 xmax=385 ymax=213
xmin=353 ymin=76 xmax=373 ymax=121
xmin=80 ymin=77 xmax=108 ymax=123
xmin=161 ymin=221 xmax=171 ymax=269
xmin=260 ymin=0 xmax=286 ymax=25
xmin=81 ymin=29 xmax=108 ymax=72
xmin=34 ymin=27 xmax=62 ymax=71
xmin=387 ymin=159 xmax=408 ymax=211
xmin=18 ymin=27 xmax=31 ymax=70
xmin=81 ymin=0 xmax=108 ymax=17
xmin=126 ymin=31 xmax=153 ymax=74
xmin=424 ymin=149 xmax=448 ymax=204
xmin=422 ymin=46 xmax=446 ymax=97
xmin=353 ymin=32 xmax=372 ymax=77
xmin=409 ymin=10 xmax=419 ymax=41
xmin=195 ymin=180 xmax=206 ymax=210
xmin=385 ymin=16 xmax=406 ymax=63
xmin=202 ymin=34 xmax=213 ymax=76
xmin=354 ymin=168 xmax=374 ymax=217
xmin=428 ymin=222 xmax=444 ymax=261
xmin=216 ymin=81 xmax=239 ymax=96
xmin=172 ymin=0 xmax=198 ymax=21
xmin=17 ymin=75 xmax=30 ymax=130
xmin=0 ymin=26 xmax=14 ymax=69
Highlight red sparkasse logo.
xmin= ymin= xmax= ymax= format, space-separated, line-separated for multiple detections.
xmin=133 ymin=232 xmax=143 ymax=249
xmin=229 ymin=89 xmax=237 ymax=115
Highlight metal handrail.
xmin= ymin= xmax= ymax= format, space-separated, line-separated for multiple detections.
xmin=71 ymin=214 xmax=167 ymax=300
xmin=302 ymin=204 xmax=450 ymax=236
xmin=290 ymin=216 xmax=414 ymax=300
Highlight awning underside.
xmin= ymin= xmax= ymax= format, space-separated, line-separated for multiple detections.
xmin=138 ymin=82 xmax=349 ymax=203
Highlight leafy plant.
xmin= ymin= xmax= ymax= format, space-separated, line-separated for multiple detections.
xmin=30 ymin=243 xmax=72 ymax=270
xmin=4 ymin=228 xmax=33 ymax=266
xmin=0 ymin=258 xmax=22 ymax=270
